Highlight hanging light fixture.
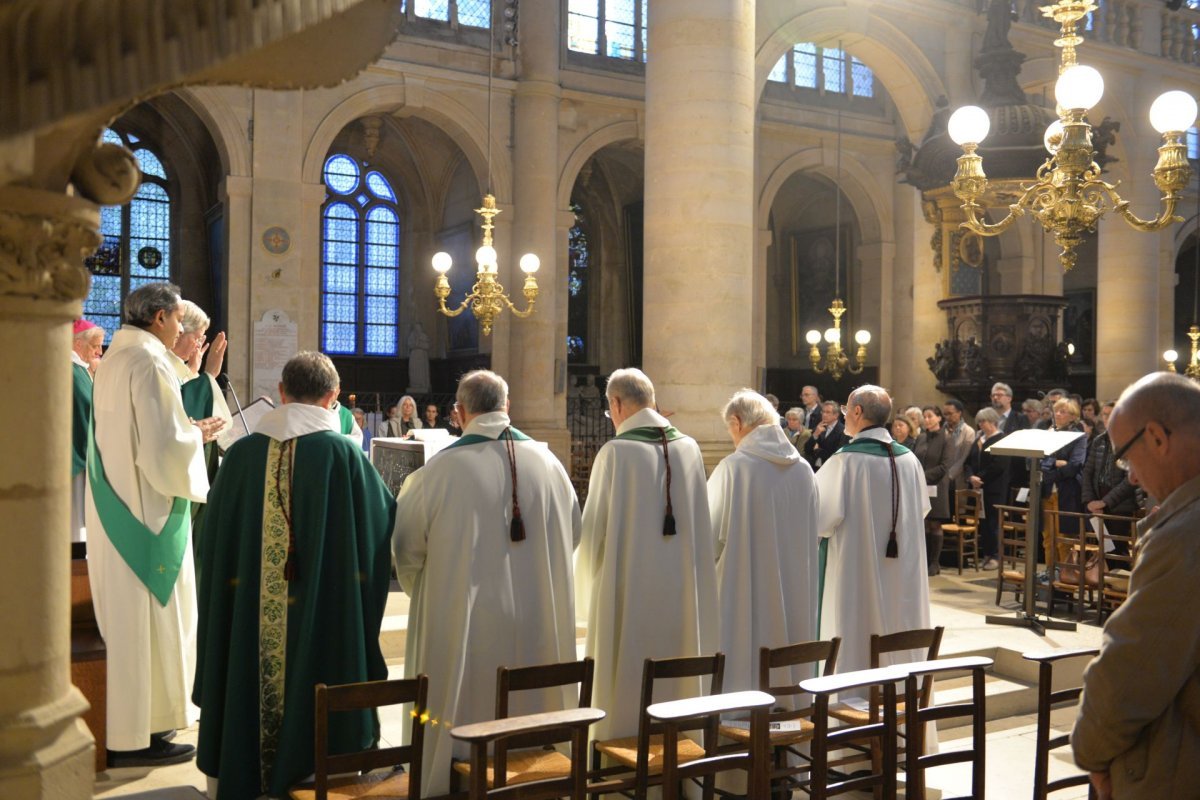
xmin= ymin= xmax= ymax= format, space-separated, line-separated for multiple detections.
xmin=807 ymin=95 xmax=871 ymax=381
xmin=431 ymin=7 xmax=539 ymax=336
xmin=947 ymin=0 xmax=1196 ymax=272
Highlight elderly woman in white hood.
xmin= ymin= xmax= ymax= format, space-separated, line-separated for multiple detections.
xmin=707 ymin=389 xmax=820 ymax=697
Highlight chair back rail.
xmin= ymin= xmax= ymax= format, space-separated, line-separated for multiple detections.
xmin=1022 ymin=648 xmax=1100 ymax=800
xmin=902 ymin=656 xmax=993 ymax=800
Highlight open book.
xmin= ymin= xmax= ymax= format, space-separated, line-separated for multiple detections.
xmin=217 ymin=395 xmax=276 ymax=450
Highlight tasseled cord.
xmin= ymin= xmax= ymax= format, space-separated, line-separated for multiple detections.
xmin=659 ymin=428 xmax=676 ymax=536
xmin=274 ymin=439 xmax=299 ymax=581
xmin=504 ymin=427 xmax=526 ymax=542
xmin=884 ymin=440 xmax=900 ymax=559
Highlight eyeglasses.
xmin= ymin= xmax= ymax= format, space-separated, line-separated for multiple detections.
xmin=603 ymin=410 xmax=612 ymax=419
xmin=1111 ymin=424 xmax=1170 ymax=471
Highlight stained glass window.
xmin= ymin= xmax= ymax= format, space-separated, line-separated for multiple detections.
xmin=567 ymin=0 xmax=646 ymax=62
xmin=851 ymin=56 xmax=874 ymax=98
xmin=823 ymin=48 xmax=846 ymax=93
xmin=82 ymin=128 xmax=173 ymax=343
xmin=768 ymin=44 xmax=874 ymax=99
xmin=457 ymin=0 xmax=490 ymax=27
xmin=415 ymin=0 xmax=450 ymax=21
xmin=567 ymin=203 xmax=590 ymax=363
xmin=1189 ymin=127 xmax=1200 ymax=161
xmin=320 ymin=156 xmax=402 ymax=357
xmin=767 ymin=54 xmax=788 ymax=83
xmin=794 ymin=43 xmax=818 ymax=88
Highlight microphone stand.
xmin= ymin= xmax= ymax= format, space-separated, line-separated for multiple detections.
xmin=220 ymin=373 xmax=251 ymax=437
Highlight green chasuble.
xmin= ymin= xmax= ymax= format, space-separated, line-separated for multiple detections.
xmin=180 ymin=373 xmax=214 ymax=420
xmin=334 ymin=402 xmax=355 ymax=435
xmin=71 ymin=363 xmax=92 ymax=477
xmin=193 ymin=430 xmax=397 ymax=799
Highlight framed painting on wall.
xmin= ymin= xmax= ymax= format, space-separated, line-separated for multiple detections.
xmin=790 ymin=225 xmax=853 ymax=356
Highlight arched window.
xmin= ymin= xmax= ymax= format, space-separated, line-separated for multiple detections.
xmin=567 ymin=203 xmax=590 ymax=363
xmin=82 ymin=128 xmax=173 ymax=342
xmin=767 ymin=44 xmax=875 ymax=99
xmin=410 ymin=0 xmax=491 ymax=27
xmin=567 ymin=0 xmax=649 ymax=62
xmin=320 ymin=154 xmax=402 ymax=357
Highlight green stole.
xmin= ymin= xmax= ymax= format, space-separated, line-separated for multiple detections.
xmin=87 ymin=420 xmax=192 ymax=606
xmin=817 ymin=432 xmax=911 ymax=632
xmin=615 ymin=425 xmax=685 ymax=443
xmin=180 ymin=373 xmax=215 ymax=420
xmin=443 ymin=425 xmax=532 ymax=540
xmin=335 ymin=403 xmax=355 ymax=435
xmin=71 ymin=363 xmax=92 ymax=477
xmin=444 ymin=426 xmax=532 ymax=450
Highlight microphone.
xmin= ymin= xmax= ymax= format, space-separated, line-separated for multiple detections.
xmin=220 ymin=373 xmax=251 ymax=437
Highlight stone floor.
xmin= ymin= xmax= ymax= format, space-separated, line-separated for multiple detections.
xmin=92 ymin=566 xmax=1103 ymax=799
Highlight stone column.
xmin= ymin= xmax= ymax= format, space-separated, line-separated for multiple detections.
xmin=1096 ymin=154 xmax=1165 ymax=400
xmin=0 ymin=184 xmax=102 ymax=797
xmin=506 ymin=1 xmax=569 ymax=465
xmin=909 ymin=191 xmax=942 ymax=402
xmin=222 ymin=174 xmax=253 ymax=400
xmin=643 ymin=0 xmax=755 ymax=458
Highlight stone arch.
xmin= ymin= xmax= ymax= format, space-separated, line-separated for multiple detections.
xmin=757 ymin=7 xmax=945 ymax=140
xmin=557 ymin=120 xmax=642 ymax=210
xmin=758 ymin=146 xmax=889 ymax=244
xmin=301 ymin=81 xmax=511 ymax=202
xmin=174 ymin=86 xmax=251 ymax=177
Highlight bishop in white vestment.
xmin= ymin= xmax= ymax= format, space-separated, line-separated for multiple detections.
xmin=708 ymin=390 xmax=819 ymax=695
xmin=576 ymin=368 xmax=719 ymax=741
xmin=85 ymin=283 xmax=217 ymax=764
xmin=393 ymin=371 xmax=581 ymax=796
xmin=815 ymin=385 xmax=931 ymax=676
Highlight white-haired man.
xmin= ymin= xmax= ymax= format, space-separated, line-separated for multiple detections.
xmin=86 ymin=282 xmax=224 ymax=767
xmin=577 ymin=367 xmax=718 ymax=741
xmin=1072 ymin=373 xmax=1200 ymax=799
xmin=393 ymin=370 xmax=580 ymax=796
xmin=815 ymin=384 xmax=931 ymax=676
xmin=193 ymin=351 xmax=396 ymax=799
xmin=71 ymin=318 xmax=104 ymax=543
xmin=709 ymin=389 xmax=819 ymax=696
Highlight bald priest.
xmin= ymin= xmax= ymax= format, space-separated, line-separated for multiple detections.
xmin=192 ymin=351 xmax=396 ymax=800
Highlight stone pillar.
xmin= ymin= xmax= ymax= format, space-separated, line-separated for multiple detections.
xmin=222 ymin=174 xmax=253 ymax=400
xmin=909 ymin=191 xmax=942 ymax=402
xmin=643 ymin=0 xmax=755 ymax=455
xmin=889 ymin=181 xmax=918 ymax=403
xmin=506 ymin=1 xmax=569 ymax=465
xmin=0 ymin=185 xmax=101 ymax=797
xmin=1096 ymin=154 xmax=1165 ymax=400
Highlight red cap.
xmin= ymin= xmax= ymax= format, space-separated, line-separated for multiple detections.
xmin=73 ymin=319 xmax=98 ymax=335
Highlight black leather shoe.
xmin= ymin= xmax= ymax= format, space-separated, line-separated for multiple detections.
xmin=107 ymin=738 xmax=195 ymax=768
xmin=150 ymin=729 xmax=177 ymax=743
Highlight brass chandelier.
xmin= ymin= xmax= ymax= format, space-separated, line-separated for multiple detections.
xmin=430 ymin=6 xmax=539 ymax=336
xmin=947 ymin=0 xmax=1196 ymax=272
xmin=806 ymin=101 xmax=871 ymax=381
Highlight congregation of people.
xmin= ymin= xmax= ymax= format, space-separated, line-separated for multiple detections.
xmin=70 ymin=281 xmax=1198 ymax=800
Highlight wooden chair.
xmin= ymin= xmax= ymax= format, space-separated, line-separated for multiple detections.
xmin=452 ymin=658 xmax=594 ymax=792
xmin=941 ymin=489 xmax=983 ymax=574
xmin=902 ymin=656 xmax=993 ymax=800
xmin=649 ymin=690 xmax=775 ymax=800
xmin=1096 ymin=513 xmax=1139 ymax=622
xmin=1046 ymin=509 xmax=1100 ymax=622
xmin=452 ymin=707 xmax=606 ymax=800
xmin=289 ymin=676 xmax=428 ymax=800
xmin=589 ymin=653 xmax=724 ymax=799
xmin=718 ymin=638 xmax=841 ymax=798
xmin=994 ymin=504 xmax=1030 ymax=606
xmin=801 ymin=666 xmax=903 ymax=800
xmin=1022 ymin=648 xmax=1100 ymax=800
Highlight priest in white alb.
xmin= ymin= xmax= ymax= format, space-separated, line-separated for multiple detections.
xmin=393 ymin=370 xmax=580 ymax=796
xmin=576 ymin=367 xmax=718 ymax=741
xmin=86 ymin=282 xmax=225 ymax=767
xmin=708 ymin=389 xmax=819 ymax=695
xmin=815 ymin=384 xmax=931 ymax=676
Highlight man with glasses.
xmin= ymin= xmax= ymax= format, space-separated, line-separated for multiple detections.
xmin=1072 ymin=373 xmax=1200 ymax=799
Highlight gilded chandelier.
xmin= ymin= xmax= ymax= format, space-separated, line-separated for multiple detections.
xmin=947 ymin=0 xmax=1196 ymax=271
xmin=431 ymin=194 xmax=539 ymax=336
xmin=1163 ymin=326 xmax=1200 ymax=379
xmin=806 ymin=299 xmax=870 ymax=381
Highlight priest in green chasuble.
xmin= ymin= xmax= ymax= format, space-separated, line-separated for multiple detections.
xmin=71 ymin=318 xmax=104 ymax=543
xmin=576 ymin=368 xmax=719 ymax=742
xmin=85 ymin=282 xmax=224 ymax=767
xmin=393 ymin=370 xmax=581 ymax=796
xmin=193 ymin=351 xmax=396 ymax=799
xmin=814 ymin=385 xmax=932 ymax=677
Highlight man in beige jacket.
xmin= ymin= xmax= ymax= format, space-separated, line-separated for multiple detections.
xmin=1072 ymin=372 xmax=1200 ymax=799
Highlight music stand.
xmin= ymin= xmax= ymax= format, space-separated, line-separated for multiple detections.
xmin=983 ymin=428 xmax=1085 ymax=635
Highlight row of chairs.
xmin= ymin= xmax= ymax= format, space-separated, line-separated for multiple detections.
xmin=292 ymin=635 xmax=1099 ymax=800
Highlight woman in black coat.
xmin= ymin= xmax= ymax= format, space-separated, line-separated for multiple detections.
xmin=966 ymin=407 xmax=1010 ymax=569
xmin=914 ymin=405 xmax=954 ymax=574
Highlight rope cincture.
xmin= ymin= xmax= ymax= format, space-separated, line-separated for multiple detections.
xmin=275 ymin=438 xmax=299 ymax=581
xmin=659 ymin=427 xmax=676 ymax=536
xmin=504 ymin=426 xmax=525 ymax=542
xmin=885 ymin=439 xmax=900 ymax=559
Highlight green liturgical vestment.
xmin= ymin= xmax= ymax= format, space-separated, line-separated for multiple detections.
xmin=193 ymin=427 xmax=396 ymax=799
xmin=71 ymin=363 xmax=92 ymax=477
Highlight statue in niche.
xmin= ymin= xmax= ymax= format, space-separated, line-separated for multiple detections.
xmin=406 ymin=322 xmax=431 ymax=394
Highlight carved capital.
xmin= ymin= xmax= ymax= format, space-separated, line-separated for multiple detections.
xmin=71 ymin=142 xmax=141 ymax=206
xmin=0 ymin=188 xmax=99 ymax=302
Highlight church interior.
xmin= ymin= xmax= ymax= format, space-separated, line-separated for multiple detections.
xmin=2 ymin=0 xmax=1199 ymax=796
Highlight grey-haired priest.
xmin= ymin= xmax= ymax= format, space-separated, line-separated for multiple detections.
xmin=392 ymin=370 xmax=581 ymax=797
